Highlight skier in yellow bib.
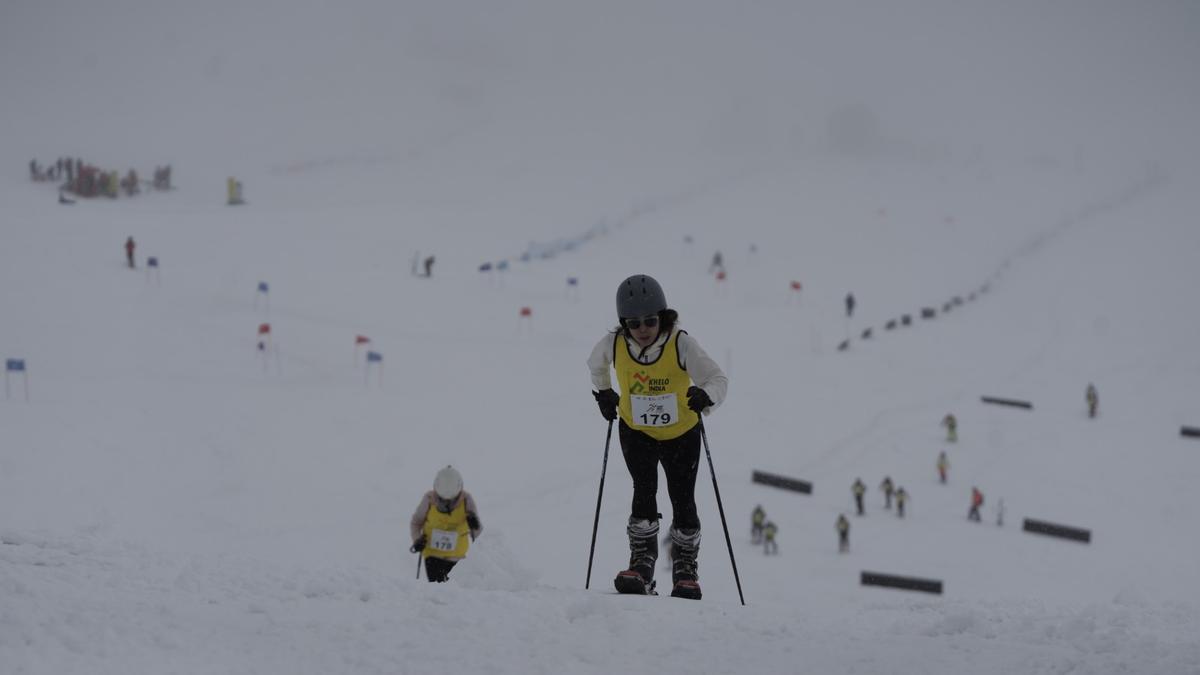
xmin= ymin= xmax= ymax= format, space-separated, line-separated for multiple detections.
xmin=410 ymin=465 xmax=482 ymax=583
xmin=588 ymin=275 xmax=728 ymax=599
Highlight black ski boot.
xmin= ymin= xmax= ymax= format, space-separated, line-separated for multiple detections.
xmin=669 ymin=526 xmax=702 ymax=600
xmin=614 ymin=518 xmax=659 ymax=595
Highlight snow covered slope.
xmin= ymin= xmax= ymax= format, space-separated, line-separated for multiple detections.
xmin=3 ymin=2 xmax=1200 ymax=674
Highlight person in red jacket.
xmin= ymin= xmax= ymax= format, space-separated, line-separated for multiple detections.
xmin=124 ymin=236 xmax=136 ymax=268
xmin=968 ymin=487 xmax=984 ymax=522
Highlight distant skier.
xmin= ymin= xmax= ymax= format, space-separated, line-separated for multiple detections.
xmin=763 ymin=521 xmax=778 ymax=555
xmin=124 ymin=236 xmax=136 ymax=268
xmin=879 ymin=475 xmax=894 ymax=509
xmin=836 ymin=514 xmax=850 ymax=553
xmin=895 ymin=487 xmax=909 ymax=518
xmin=751 ymin=505 xmax=766 ymax=544
xmin=968 ymin=487 xmax=984 ymax=522
xmin=422 ymin=255 xmax=435 ymax=278
xmin=852 ymin=478 xmax=866 ymax=516
xmin=227 ymin=176 xmax=245 ymax=205
xmin=1086 ymin=383 xmax=1098 ymax=419
xmin=845 ymin=292 xmax=856 ymax=318
xmin=942 ymin=413 xmax=958 ymax=443
xmin=409 ymin=465 xmax=483 ymax=583
xmin=937 ymin=451 xmax=949 ymax=484
xmin=708 ymin=251 xmax=724 ymax=275
xmin=995 ymin=498 xmax=1006 ymax=527
xmin=587 ymin=274 xmax=728 ymax=599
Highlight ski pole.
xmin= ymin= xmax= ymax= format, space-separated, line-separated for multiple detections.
xmin=585 ymin=419 xmax=614 ymax=589
xmin=416 ymin=552 xmax=422 ymax=580
xmin=698 ymin=418 xmax=746 ymax=606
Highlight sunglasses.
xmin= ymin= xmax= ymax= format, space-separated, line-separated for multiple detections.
xmin=625 ymin=315 xmax=659 ymax=330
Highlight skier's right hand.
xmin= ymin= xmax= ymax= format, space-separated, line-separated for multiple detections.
xmin=592 ymin=389 xmax=619 ymax=421
xmin=410 ymin=536 xmax=426 ymax=553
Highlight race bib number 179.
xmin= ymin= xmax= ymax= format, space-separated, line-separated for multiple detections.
xmin=430 ymin=529 xmax=459 ymax=552
xmin=631 ymin=393 xmax=679 ymax=427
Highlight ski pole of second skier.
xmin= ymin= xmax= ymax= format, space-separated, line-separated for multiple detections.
xmin=699 ymin=418 xmax=746 ymax=606
xmin=415 ymin=552 xmax=423 ymax=580
xmin=585 ymin=419 xmax=614 ymax=590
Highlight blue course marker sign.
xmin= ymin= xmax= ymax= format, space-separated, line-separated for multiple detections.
xmin=258 ymin=281 xmax=269 ymax=293
xmin=6 ymin=359 xmax=26 ymax=372
xmin=366 ymin=351 xmax=383 ymax=363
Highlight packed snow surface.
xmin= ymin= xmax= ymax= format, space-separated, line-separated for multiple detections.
xmin=2 ymin=2 xmax=1199 ymax=673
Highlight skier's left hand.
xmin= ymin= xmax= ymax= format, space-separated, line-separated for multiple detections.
xmin=686 ymin=386 xmax=714 ymax=413
xmin=466 ymin=513 xmax=481 ymax=531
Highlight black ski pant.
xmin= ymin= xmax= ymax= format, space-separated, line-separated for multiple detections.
xmin=619 ymin=420 xmax=701 ymax=531
xmin=424 ymin=556 xmax=458 ymax=583
xmin=855 ymin=495 xmax=864 ymax=516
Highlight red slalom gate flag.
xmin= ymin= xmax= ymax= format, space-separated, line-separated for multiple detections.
xmin=258 ymin=323 xmax=271 ymax=335
xmin=355 ymin=335 xmax=371 ymax=344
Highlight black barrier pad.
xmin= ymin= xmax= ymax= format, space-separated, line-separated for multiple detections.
xmin=861 ymin=328 xmax=872 ymax=339
xmin=921 ymin=308 xmax=936 ymax=319
xmin=981 ymin=396 xmax=1033 ymax=410
xmin=1023 ymin=518 xmax=1091 ymax=543
xmin=885 ymin=320 xmax=897 ymax=330
xmin=861 ymin=571 xmax=943 ymax=595
xmin=901 ymin=315 xmax=912 ymax=326
xmin=1181 ymin=426 xmax=1200 ymax=438
xmin=837 ymin=340 xmax=850 ymax=351
xmin=751 ymin=470 xmax=812 ymax=494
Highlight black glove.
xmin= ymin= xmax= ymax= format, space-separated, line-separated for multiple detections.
xmin=410 ymin=536 xmax=426 ymax=553
xmin=686 ymin=386 xmax=714 ymax=413
xmin=592 ymin=389 xmax=619 ymax=421
xmin=466 ymin=513 xmax=481 ymax=531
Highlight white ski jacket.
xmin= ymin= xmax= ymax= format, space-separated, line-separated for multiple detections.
xmin=587 ymin=327 xmax=728 ymax=413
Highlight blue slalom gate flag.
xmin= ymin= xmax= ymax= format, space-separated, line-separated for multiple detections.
xmin=147 ymin=257 xmax=159 ymax=268
xmin=258 ymin=281 xmax=269 ymax=293
xmin=478 ymin=262 xmax=493 ymax=272
xmin=497 ymin=260 xmax=510 ymax=271
xmin=366 ymin=351 xmax=383 ymax=363
xmin=6 ymin=359 xmax=25 ymax=372
xmin=567 ymin=277 xmax=579 ymax=286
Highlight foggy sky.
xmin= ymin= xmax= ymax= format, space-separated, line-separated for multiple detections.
xmin=2 ymin=0 xmax=1197 ymax=172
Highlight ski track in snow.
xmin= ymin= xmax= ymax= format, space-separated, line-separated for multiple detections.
xmin=4 ymin=531 xmax=1198 ymax=675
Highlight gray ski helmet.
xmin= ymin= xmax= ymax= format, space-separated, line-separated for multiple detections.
xmin=434 ymin=465 xmax=463 ymax=499
xmin=616 ymin=275 xmax=667 ymax=319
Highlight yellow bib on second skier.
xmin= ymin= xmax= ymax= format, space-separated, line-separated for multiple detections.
xmin=614 ymin=329 xmax=699 ymax=441
xmin=423 ymin=497 xmax=471 ymax=560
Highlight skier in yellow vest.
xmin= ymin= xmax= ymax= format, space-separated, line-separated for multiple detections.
xmin=588 ymin=275 xmax=728 ymax=599
xmin=942 ymin=413 xmax=958 ymax=442
xmin=751 ymin=505 xmax=766 ymax=544
xmin=762 ymin=521 xmax=778 ymax=555
xmin=409 ymin=465 xmax=482 ymax=583
xmin=836 ymin=514 xmax=850 ymax=553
